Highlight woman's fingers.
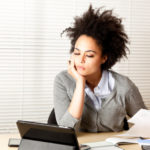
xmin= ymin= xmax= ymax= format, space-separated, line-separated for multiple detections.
xmin=68 ymin=55 xmax=77 ymax=78
xmin=70 ymin=54 xmax=75 ymax=68
xmin=68 ymin=60 xmax=71 ymax=69
xmin=68 ymin=54 xmax=85 ymax=82
xmin=68 ymin=60 xmax=71 ymax=65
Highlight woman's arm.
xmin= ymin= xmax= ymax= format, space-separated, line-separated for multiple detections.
xmin=68 ymin=79 xmax=85 ymax=119
xmin=53 ymin=56 xmax=86 ymax=127
xmin=67 ymin=56 xmax=86 ymax=119
xmin=53 ymin=74 xmax=79 ymax=128
xmin=125 ymin=83 xmax=147 ymax=117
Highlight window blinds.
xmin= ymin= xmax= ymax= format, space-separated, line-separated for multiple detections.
xmin=0 ymin=0 xmax=74 ymax=133
xmin=113 ymin=0 xmax=150 ymax=109
xmin=0 ymin=0 xmax=150 ymax=133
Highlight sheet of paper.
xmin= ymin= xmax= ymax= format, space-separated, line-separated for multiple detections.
xmin=138 ymin=139 xmax=150 ymax=145
xmin=128 ymin=109 xmax=150 ymax=124
xmin=82 ymin=141 xmax=123 ymax=150
xmin=90 ymin=146 xmax=123 ymax=150
xmin=117 ymin=124 xmax=150 ymax=138
xmin=106 ymin=137 xmax=140 ymax=145
xmin=126 ymin=124 xmax=150 ymax=138
xmin=116 ymin=109 xmax=150 ymax=138
xmin=82 ymin=141 xmax=114 ymax=147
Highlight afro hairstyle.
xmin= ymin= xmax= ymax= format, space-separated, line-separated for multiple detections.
xmin=62 ymin=5 xmax=129 ymax=70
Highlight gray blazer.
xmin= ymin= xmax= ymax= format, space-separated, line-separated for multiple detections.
xmin=53 ymin=70 xmax=146 ymax=132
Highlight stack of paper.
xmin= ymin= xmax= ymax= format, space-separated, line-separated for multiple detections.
xmin=105 ymin=109 xmax=150 ymax=147
xmin=117 ymin=109 xmax=150 ymax=138
xmin=82 ymin=141 xmax=123 ymax=150
xmin=82 ymin=109 xmax=150 ymax=149
xmin=106 ymin=137 xmax=140 ymax=145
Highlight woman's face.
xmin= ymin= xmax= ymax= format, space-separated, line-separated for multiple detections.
xmin=73 ymin=34 xmax=107 ymax=77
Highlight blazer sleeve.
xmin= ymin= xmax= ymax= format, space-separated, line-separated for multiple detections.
xmin=53 ymin=73 xmax=79 ymax=128
xmin=125 ymin=83 xmax=147 ymax=117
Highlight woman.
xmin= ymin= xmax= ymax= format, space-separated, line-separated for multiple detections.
xmin=53 ymin=5 xmax=146 ymax=132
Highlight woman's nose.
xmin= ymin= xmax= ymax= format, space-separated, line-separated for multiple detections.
xmin=80 ymin=55 xmax=85 ymax=63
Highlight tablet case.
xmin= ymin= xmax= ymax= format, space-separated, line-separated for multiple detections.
xmin=17 ymin=120 xmax=79 ymax=150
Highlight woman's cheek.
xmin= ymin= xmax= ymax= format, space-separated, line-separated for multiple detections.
xmin=74 ymin=58 xmax=78 ymax=66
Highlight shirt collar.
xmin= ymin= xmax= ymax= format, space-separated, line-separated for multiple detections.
xmin=85 ymin=70 xmax=113 ymax=97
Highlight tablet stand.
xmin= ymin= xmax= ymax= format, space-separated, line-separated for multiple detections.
xmin=18 ymin=138 xmax=77 ymax=150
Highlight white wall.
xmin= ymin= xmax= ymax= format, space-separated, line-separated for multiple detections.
xmin=0 ymin=0 xmax=150 ymax=133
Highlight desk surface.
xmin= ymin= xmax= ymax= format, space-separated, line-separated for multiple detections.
xmin=0 ymin=132 xmax=141 ymax=150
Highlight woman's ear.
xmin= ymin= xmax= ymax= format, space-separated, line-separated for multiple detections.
xmin=102 ymin=55 xmax=108 ymax=64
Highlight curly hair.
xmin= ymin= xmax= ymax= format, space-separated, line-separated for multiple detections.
xmin=62 ymin=5 xmax=129 ymax=70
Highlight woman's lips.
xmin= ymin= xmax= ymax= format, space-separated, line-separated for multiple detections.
xmin=77 ymin=66 xmax=85 ymax=70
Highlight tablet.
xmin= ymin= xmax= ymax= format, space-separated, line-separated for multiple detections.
xmin=16 ymin=120 xmax=79 ymax=148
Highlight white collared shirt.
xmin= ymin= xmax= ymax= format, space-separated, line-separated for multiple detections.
xmin=85 ymin=70 xmax=115 ymax=110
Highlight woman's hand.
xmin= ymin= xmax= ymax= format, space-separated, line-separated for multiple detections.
xmin=68 ymin=54 xmax=85 ymax=83
xmin=67 ymin=54 xmax=86 ymax=119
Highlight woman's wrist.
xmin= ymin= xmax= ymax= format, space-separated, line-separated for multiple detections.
xmin=76 ymin=78 xmax=86 ymax=88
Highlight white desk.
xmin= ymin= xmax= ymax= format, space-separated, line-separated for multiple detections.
xmin=0 ymin=132 xmax=141 ymax=150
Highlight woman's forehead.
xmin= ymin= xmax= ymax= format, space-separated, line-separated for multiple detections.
xmin=75 ymin=35 xmax=102 ymax=52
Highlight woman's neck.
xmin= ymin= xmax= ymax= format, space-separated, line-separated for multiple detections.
xmin=86 ymin=70 xmax=102 ymax=91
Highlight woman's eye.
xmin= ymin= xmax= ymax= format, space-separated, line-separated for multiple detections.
xmin=74 ymin=52 xmax=80 ymax=55
xmin=86 ymin=55 xmax=94 ymax=58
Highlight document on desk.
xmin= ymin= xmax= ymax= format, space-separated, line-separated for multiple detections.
xmin=89 ymin=146 xmax=123 ymax=150
xmin=82 ymin=141 xmax=123 ymax=150
xmin=128 ymin=109 xmax=150 ymax=124
xmin=117 ymin=109 xmax=150 ymax=138
xmin=106 ymin=137 xmax=140 ymax=145
xmin=138 ymin=139 xmax=150 ymax=146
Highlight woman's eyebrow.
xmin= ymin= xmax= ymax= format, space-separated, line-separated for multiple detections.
xmin=74 ymin=48 xmax=96 ymax=53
